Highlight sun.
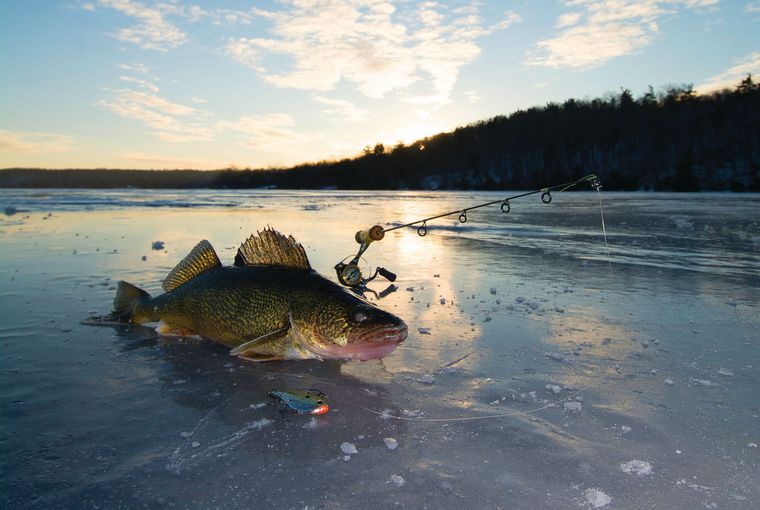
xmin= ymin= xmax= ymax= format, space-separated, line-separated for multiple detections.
xmin=395 ymin=123 xmax=446 ymax=145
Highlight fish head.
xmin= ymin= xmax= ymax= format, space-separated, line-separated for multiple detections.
xmin=289 ymin=289 xmax=407 ymax=361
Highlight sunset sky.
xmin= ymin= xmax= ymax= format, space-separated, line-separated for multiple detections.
xmin=1 ymin=0 xmax=758 ymax=170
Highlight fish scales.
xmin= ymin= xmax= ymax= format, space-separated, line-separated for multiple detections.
xmin=108 ymin=228 xmax=407 ymax=361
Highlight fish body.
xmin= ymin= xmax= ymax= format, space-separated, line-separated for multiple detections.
xmin=112 ymin=228 xmax=407 ymax=361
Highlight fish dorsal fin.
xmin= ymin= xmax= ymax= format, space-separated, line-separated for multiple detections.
xmin=234 ymin=227 xmax=311 ymax=270
xmin=163 ymin=240 xmax=221 ymax=292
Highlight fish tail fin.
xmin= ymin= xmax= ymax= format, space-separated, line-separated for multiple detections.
xmin=112 ymin=281 xmax=151 ymax=321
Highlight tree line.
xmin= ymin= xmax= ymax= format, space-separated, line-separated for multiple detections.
xmin=3 ymin=76 xmax=758 ymax=191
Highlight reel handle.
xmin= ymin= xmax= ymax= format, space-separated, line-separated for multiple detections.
xmin=377 ymin=267 xmax=396 ymax=282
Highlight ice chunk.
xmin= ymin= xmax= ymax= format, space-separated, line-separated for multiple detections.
xmin=564 ymin=401 xmax=582 ymax=412
xmin=717 ymin=368 xmax=734 ymax=377
xmin=690 ymin=378 xmax=717 ymax=387
xmin=545 ymin=384 xmax=562 ymax=394
xmin=418 ymin=327 xmax=431 ymax=335
xmin=417 ymin=374 xmax=436 ymax=384
xmin=621 ymin=425 xmax=632 ymax=433
xmin=340 ymin=442 xmax=358 ymax=455
xmin=584 ymin=488 xmax=612 ymax=508
xmin=620 ymin=460 xmax=652 ymax=476
xmin=383 ymin=437 xmax=398 ymax=450
xmin=151 ymin=241 xmax=165 ymax=250
xmin=664 ymin=378 xmax=674 ymax=386
xmin=390 ymin=474 xmax=405 ymax=487
xmin=546 ymin=352 xmax=566 ymax=362
xmin=439 ymin=297 xmax=446 ymax=305
xmin=489 ymin=288 xmax=497 ymax=295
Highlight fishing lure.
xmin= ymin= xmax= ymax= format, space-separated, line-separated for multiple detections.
xmin=268 ymin=389 xmax=329 ymax=415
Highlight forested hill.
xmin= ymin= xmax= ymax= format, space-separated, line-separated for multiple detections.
xmin=3 ymin=76 xmax=759 ymax=191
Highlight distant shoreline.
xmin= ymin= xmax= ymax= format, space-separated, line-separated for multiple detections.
xmin=0 ymin=168 xmax=756 ymax=192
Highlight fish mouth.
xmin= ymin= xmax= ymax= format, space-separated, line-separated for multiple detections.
xmin=306 ymin=323 xmax=408 ymax=362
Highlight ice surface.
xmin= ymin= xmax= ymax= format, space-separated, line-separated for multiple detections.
xmin=584 ymin=488 xmax=612 ymax=508
xmin=620 ymin=460 xmax=653 ymax=477
xmin=1 ymin=190 xmax=759 ymax=509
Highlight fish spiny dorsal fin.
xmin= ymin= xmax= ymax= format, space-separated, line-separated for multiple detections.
xmin=162 ymin=240 xmax=221 ymax=292
xmin=234 ymin=227 xmax=311 ymax=270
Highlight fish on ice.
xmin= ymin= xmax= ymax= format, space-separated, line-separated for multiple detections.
xmin=106 ymin=228 xmax=407 ymax=361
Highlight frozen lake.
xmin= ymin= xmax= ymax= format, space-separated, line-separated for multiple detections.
xmin=1 ymin=189 xmax=759 ymax=509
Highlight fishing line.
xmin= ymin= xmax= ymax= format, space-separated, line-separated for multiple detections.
xmin=335 ymin=174 xmax=602 ymax=291
xmin=343 ymin=179 xmax=628 ymax=424
xmin=597 ymin=188 xmax=613 ymax=273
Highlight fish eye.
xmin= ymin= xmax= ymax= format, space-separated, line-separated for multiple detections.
xmin=350 ymin=307 xmax=369 ymax=323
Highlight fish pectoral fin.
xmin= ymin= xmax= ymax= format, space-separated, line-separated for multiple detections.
xmin=230 ymin=326 xmax=290 ymax=357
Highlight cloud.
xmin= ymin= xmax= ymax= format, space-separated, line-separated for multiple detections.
xmin=97 ymin=87 xmax=214 ymax=142
xmin=120 ymin=151 xmax=220 ymax=169
xmin=527 ymin=0 xmax=719 ymax=69
xmin=224 ymin=1 xmax=520 ymax=106
xmin=697 ymin=51 xmax=760 ymax=93
xmin=118 ymin=62 xmax=150 ymax=74
xmin=462 ymin=90 xmax=481 ymax=103
xmin=313 ymin=96 xmax=370 ymax=122
xmin=217 ymin=114 xmax=319 ymax=149
xmin=0 ymin=130 xmax=75 ymax=153
xmin=119 ymin=75 xmax=160 ymax=93
xmin=745 ymin=1 xmax=760 ymax=14
xmin=91 ymin=0 xmax=188 ymax=51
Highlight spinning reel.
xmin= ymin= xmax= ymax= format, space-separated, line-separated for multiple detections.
xmin=335 ymin=225 xmax=397 ymax=298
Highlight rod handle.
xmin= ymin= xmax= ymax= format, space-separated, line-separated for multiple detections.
xmin=355 ymin=225 xmax=385 ymax=244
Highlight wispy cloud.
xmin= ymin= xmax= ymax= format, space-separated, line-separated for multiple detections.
xmin=0 ymin=129 xmax=75 ymax=153
xmin=119 ymin=75 xmax=160 ymax=93
xmin=97 ymin=87 xmax=213 ymax=142
xmin=90 ymin=0 xmax=189 ymax=51
xmin=224 ymin=1 xmax=520 ymax=106
xmin=313 ymin=96 xmax=370 ymax=122
xmin=118 ymin=62 xmax=150 ymax=74
xmin=120 ymin=151 xmax=220 ymax=169
xmin=697 ymin=51 xmax=760 ymax=93
xmin=216 ymin=114 xmax=319 ymax=149
xmin=526 ymin=0 xmax=719 ymax=69
xmin=462 ymin=90 xmax=481 ymax=103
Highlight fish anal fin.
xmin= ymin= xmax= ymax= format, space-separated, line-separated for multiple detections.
xmin=234 ymin=227 xmax=311 ymax=270
xmin=163 ymin=240 xmax=221 ymax=293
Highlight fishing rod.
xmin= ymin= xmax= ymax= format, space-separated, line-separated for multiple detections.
xmin=335 ymin=174 xmax=602 ymax=292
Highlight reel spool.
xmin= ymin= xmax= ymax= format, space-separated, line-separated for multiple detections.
xmin=335 ymin=224 xmax=396 ymax=292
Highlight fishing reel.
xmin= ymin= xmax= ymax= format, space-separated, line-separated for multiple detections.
xmin=335 ymin=225 xmax=397 ymax=298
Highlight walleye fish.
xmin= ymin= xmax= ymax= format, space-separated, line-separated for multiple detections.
xmin=110 ymin=228 xmax=408 ymax=361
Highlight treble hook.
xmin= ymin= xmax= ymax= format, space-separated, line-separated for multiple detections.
xmin=541 ymin=190 xmax=552 ymax=204
xmin=417 ymin=221 xmax=427 ymax=237
xmin=500 ymin=200 xmax=510 ymax=213
xmin=458 ymin=210 xmax=467 ymax=223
